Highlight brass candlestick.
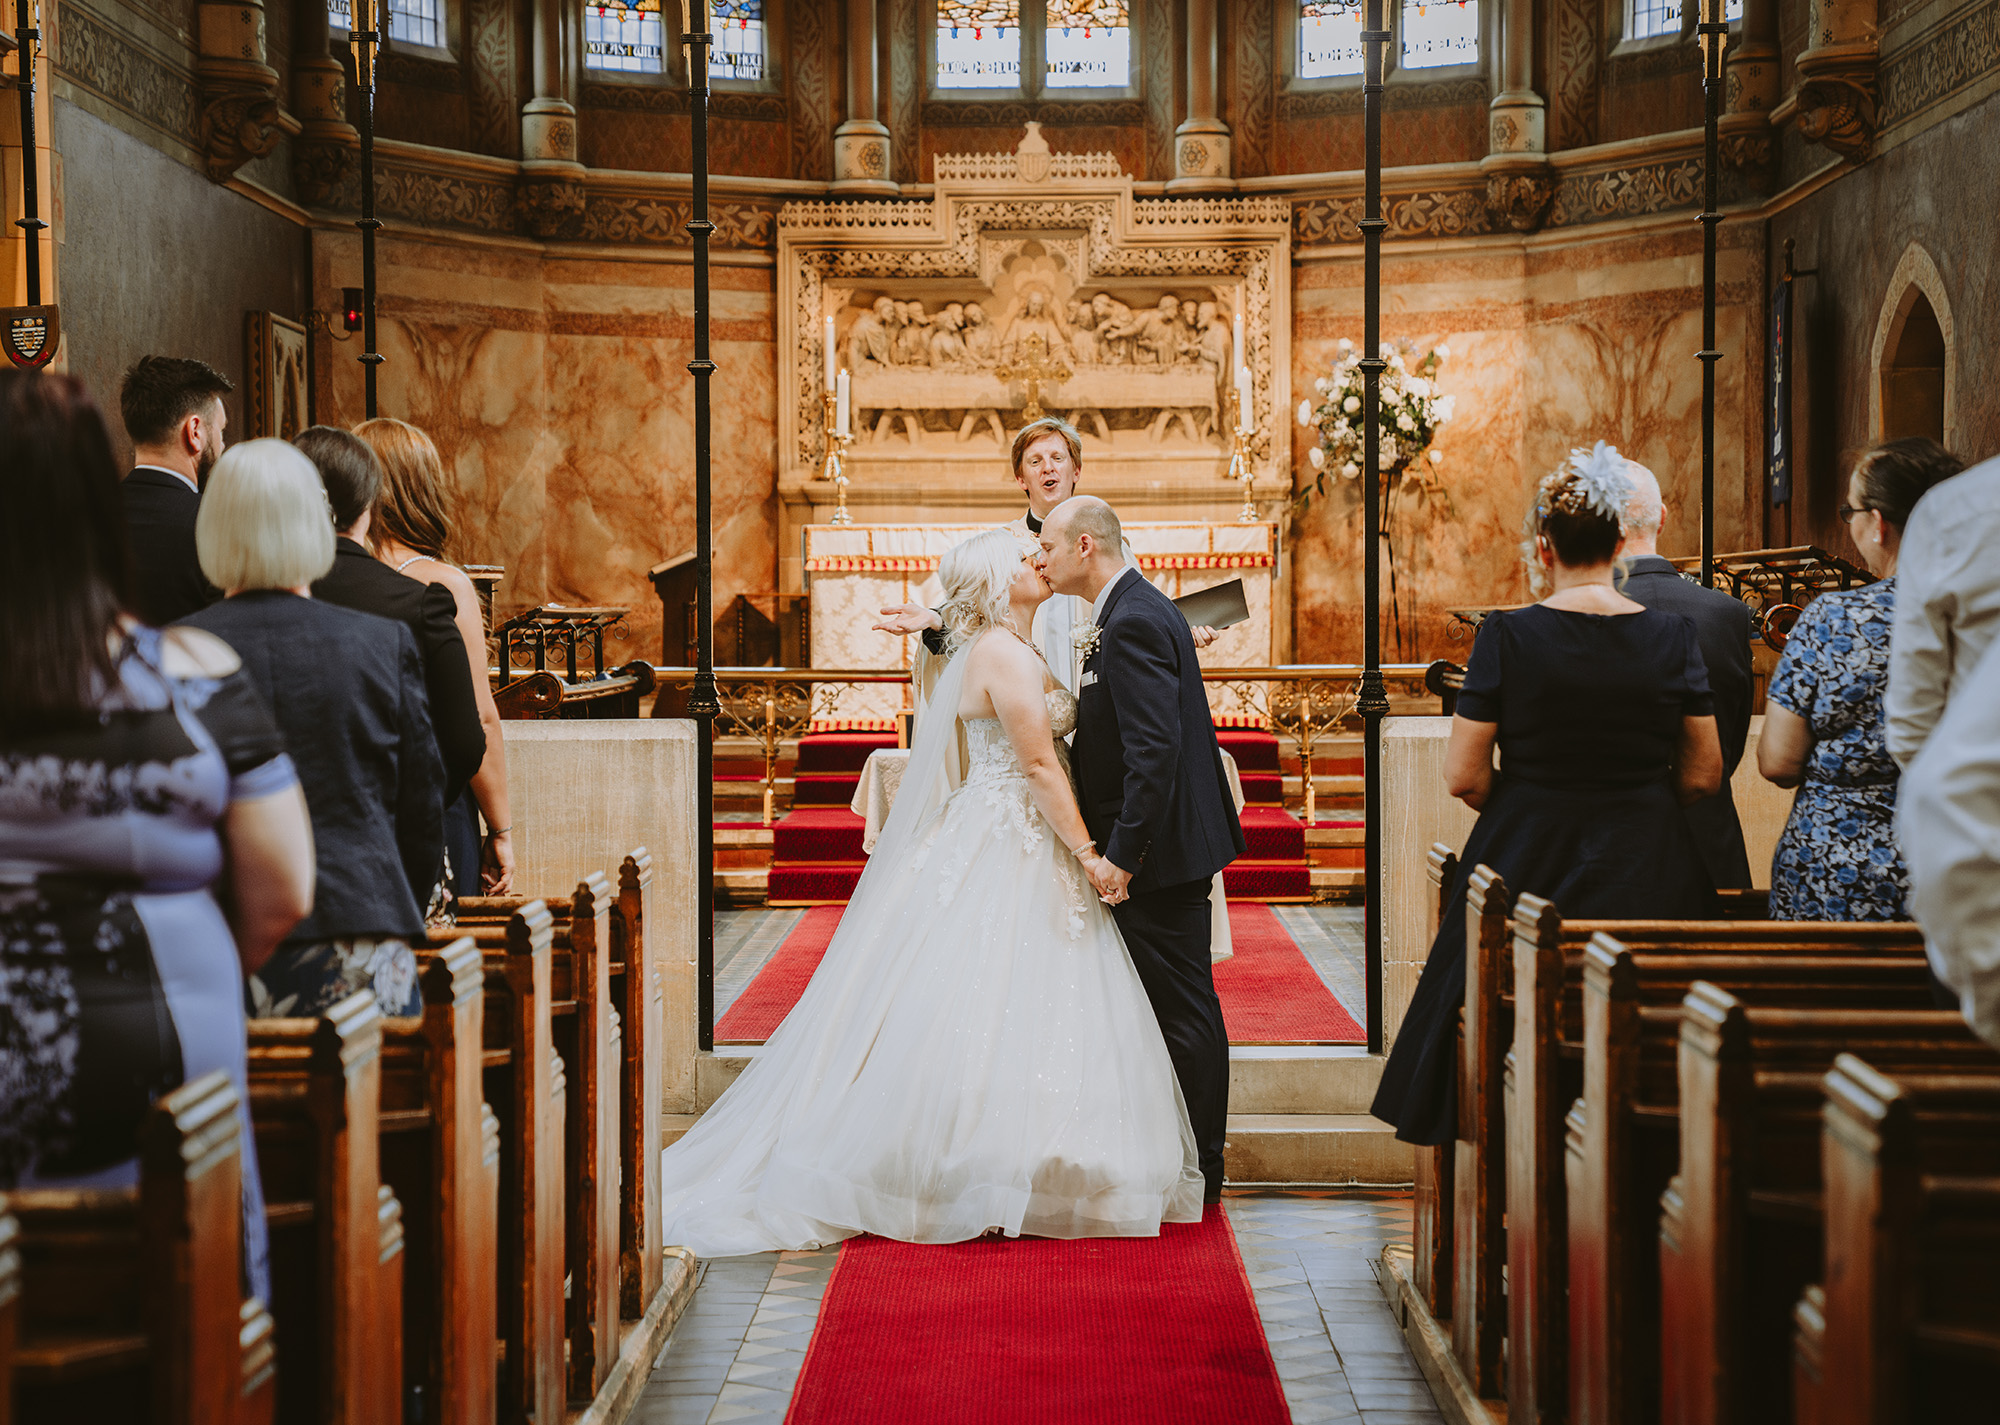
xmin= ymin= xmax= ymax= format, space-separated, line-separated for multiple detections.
xmin=822 ymin=389 xmax=854 ymax=526
xmin=1227 ymin=421 xmax=1258 ymax=522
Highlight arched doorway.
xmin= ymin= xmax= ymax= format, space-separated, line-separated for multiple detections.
xmin=1882 ymin=291 xmax=1946 ymax=443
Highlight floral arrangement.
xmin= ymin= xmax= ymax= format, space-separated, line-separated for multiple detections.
xmin=1293 ymin=339 xmax=1455 ymax=505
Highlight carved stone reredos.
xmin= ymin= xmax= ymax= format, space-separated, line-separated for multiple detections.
xmin=777 ymin=128 xmax=1293 ymax=498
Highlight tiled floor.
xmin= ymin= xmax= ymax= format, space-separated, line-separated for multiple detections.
xmin=631 ymin=1190 xmax=1438 ymax=1425
xmin=713 ymin=904 xmax=1367 ymax=1035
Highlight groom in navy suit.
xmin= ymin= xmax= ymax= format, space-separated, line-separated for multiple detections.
xmin=1038 ymin=496 xmax=1246 ymax=1201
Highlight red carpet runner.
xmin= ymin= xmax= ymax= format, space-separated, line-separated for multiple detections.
xmin=717 ymin=903 xmax=1362 ymax=1045
xmin=784 ymin=1207 xmax=1290 ymax=1425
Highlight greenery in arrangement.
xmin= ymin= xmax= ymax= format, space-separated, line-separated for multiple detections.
xmin=1293 ymin=339 xmax=1455 ymax=508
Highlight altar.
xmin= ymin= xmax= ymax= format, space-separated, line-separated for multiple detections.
xmin=804 ymin=519 xmax=1279 ymax=729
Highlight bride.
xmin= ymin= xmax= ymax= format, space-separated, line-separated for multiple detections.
xmin=658 ymin=529 xmax=1205 ymax=1255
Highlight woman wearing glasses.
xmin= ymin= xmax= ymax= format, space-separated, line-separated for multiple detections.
xmin=1759 ymin=438 xmax=1965 ymax=919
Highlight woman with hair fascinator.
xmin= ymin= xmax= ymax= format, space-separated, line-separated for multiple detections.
xmin=1371 ymin=441 xmax=1727 ymax=1147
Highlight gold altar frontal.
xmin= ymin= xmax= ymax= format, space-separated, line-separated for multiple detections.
xmin=802 ymin=521 xmax=1281 ymax=729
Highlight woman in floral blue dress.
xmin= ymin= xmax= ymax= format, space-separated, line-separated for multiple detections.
xmin=1761 ymin=438 xmax=1964 ymax=919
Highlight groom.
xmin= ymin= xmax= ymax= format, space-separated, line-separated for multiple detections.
xmin=1038 ymin=495 xmax=1246 ymax=1201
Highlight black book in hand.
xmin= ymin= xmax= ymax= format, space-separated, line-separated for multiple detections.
xmin=1172 ymin=578 xmax=1250 ymax=630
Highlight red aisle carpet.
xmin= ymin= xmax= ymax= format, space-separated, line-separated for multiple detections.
xmin=717 ymin=903 xmax=1362 ymax=1045
xmin=784 ymin=1207 xmax=1289 ymax=1425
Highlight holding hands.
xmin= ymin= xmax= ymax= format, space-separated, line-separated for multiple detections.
xmin=1073 ymin=842 xmax=1134 ymax=906
xmin=874 ymin=602 xmax=945 ymax=636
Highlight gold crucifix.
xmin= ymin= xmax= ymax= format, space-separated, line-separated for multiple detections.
xmin=994 ymin=334 xmax=1073 ymax=422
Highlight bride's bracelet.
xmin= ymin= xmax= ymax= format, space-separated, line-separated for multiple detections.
xmin=1067 ymin=839 xmax=1097 ymax=860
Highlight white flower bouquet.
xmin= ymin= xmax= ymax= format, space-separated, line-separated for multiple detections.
xmin=1293 ymin=339 xmax=1455 ymax=505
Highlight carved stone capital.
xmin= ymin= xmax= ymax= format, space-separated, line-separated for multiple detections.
xmin=1167 ymin=118 xmax=1232 ymax=192
xmin=1794 ymin=40 xmax=1878 ymax=163
xmin=195 ymin=0 xmax=297 ymax=183
xmin=1479 ymin=154 xmax=1555 ymax=233
xmin=293 ymin=136 xmax=358 ymax=207
xmin=831 ymin=120 xmax=897 ymax=196
xmin=1486 ymin=92 xmax=1546 ymax=156
xmin=515 ymin=173 xmax=588 ymax=239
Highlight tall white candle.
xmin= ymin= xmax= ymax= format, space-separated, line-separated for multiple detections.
xmin=1233 ymin=310 xmax=1245 ymax=370
xmin=835 ymin=369 xmax=850 ymax=437
xmin=824 ymin=316 xmax=837 ymax=389
xmin=1237 ymin=367 xmax=1252 ymax=431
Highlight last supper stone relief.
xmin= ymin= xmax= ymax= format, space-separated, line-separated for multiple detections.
xmin=830 ymin=240 xmax=1246 ymax=452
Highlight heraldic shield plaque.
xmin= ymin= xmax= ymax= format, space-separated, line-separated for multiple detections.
xmin=3 ymin=306 xmax=61 ymax=368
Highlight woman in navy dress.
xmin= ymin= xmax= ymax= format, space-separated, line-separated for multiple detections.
xmin=0 ymin=371 xmax=316 ymax=1297
xmin=1372 ymin=444 xmax=1725 ymax=1146
xmin=1759 ymin=438 xmax=1964 ymax=920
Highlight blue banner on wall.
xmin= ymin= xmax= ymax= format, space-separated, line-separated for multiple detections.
xmin=1769 ymin=278 xmax=1792 ymax=507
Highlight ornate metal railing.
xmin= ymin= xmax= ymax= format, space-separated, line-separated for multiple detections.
xmin=653 ymin=663 xmax=1449 ymax=826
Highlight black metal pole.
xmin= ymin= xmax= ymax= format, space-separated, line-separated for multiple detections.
xmin=1698 ymin=0 xmax=1724 ymax=587
xmin=684 ymin=2 xmax=719 ymax=1053
xmin=1358 ymin=0 xmax=1389 ymax=1056
xmin=354 ymin=0 xmax=383 ymax=416
xmin=12 ymin=2 xmax=46 ymax=305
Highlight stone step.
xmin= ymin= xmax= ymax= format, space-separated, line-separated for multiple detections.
xmin=1224 ymin=1114 xmax=1413 ymax=1186
xmin=1230 ymin=1045 xmax=1382 ymax=1115
xmin=715 ymin=868 xmax=769 ymax=907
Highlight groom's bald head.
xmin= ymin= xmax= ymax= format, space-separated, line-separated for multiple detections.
xmin=1046 ymin=495 xmax=1122 ymax=555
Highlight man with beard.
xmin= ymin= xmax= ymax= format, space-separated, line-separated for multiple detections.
xmin=118 ymin=355 xmax=233 ymax=624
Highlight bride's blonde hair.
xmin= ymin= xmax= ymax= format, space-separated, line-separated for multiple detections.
xmin=937 ymin=528 xmax=1031 ymax=654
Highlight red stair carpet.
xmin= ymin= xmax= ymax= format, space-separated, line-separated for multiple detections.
xmin=717 ymin=903 xmax=1360 ymax=1045
xmin=766 ymin=732 xmax=895 ymax=905
xmin=1217 ymin=728 xmax=1312 ymax=900
xmin=784 ymin=1207 xmax=1289 ymax=1425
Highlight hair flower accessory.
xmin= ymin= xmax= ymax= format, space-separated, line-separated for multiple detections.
xmin=1563 ymin=440 xmax=1637 ymax=522
xmin=1072 ymin=621 xmax=1102 ymax=660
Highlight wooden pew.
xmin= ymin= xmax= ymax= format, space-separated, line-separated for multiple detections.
xmin=1409 ymin=844 xmax=1458 ymax=1326
xmin=415 ymin=902 xmax=564 ymax=1425
xmin=1794 ymin=1056 xmax=2000 ymax=1425
xmin=613 ymin=851 xmax=665 ymax=1319
xmin=1564 ymin=930 xmax=1936 ymax=1425
xmin=376 ymin=939 xmax=499 ymax=1425
xmin=1663 ymin=987 xmax=1999 ymax=1425
xmin=9 ymin=1069 xmax=277 ymax=1425
xmin=0 ymin=1196 xmax=15 ymax=1425
xmin=451 ymin=876 xmax=622 ymax=1402
xmin=246 ymin=992 xmax=404 ymax=1425
xmin=1454 ymin=864 xmax=1513 ymax=1400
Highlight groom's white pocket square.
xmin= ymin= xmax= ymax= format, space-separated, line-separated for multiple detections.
xmin=1080 ymin=671 xmax=1099 ymax=688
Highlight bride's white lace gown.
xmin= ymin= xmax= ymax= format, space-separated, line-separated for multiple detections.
xmin=659 ymin=683 xmax=1206 ymax=1256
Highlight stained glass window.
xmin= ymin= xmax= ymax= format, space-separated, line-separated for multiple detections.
xmin=1044 ymin=0 xmax=1128 ymax=87
xmin=1298 ymin=0 xmax=1362 ymax=77
xmin=936 ymin=0 xmax=1022 ymax=88
xmin=1400 ymin=0 xmax=1477 ymax=67
xmin=1628 ymin=0 xmax=1741 ymax=40
xmin=586 ymin=0 xmax=666 ymax=72
xmin=388 ymin=0 xmax=443 ymax=46
xmin=710 ymin=0 xmax=766 ymax=79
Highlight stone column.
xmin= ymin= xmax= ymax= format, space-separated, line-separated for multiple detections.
xmin=832 ymin=0 xmax=896 ymax=192
xmin=1793 ymin=0 xmax=1879 ymax=162
xmin=195 ymin=0 xmax=299 ymax=182
xmin=1169 ymin=0 xmax=1231 ymax=191
xmin=1480 ymin=0 xmax=1553 ymax=231
xmin=292 ymin=0 xmax=359 ymax=205
xmin=517 ymin=0 xmax=586 ymax=236
xmin=1721 ymin=0 xmax=1781 ymax=175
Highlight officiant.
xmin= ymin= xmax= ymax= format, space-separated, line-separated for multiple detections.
xmin=872 ymin=416 xmax=1240 ymax=962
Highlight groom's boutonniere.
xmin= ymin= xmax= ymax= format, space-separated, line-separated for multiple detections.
xmin=1072 ymin=621 xmax=1102 ymax=662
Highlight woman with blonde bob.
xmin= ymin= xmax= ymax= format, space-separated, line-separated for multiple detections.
xmin=658 ymin=527 xmax=1204 ymax=1255
xmin=355 ymin=417 xmax=513 ymax=895
xmin=181 ymin=438 xmax=445 ymax=1019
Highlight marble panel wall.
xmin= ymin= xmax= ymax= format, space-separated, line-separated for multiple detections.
xmin=1274 ymin=81 xmax=1491 ymax=173
xmin=312 ymin=231 xmax=780 ymax=667
xmin=1288 ymin=215 xmax=1765 ymax=664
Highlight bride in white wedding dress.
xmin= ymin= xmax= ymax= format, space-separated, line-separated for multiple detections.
xmin=658 ymin=529 xmax=1205 ymax=1256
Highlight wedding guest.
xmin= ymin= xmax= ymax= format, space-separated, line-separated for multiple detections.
xmin=180 ymin=439 xmax=442 ymax=1017
xmin=0 ymin=370 xmax=312 ymax=1301
xmin=1759 ymin=439 xmax=1962 ymax=920
xmin=356 ymin=416 xmax=514 ymax=895
xmin=296 ymin=424 xmax=486 ymax=824
xmin=118 ymin=355 xmax=232 ymax=624
xmin=1901 ymin=637 xmax=2000 ymax=1049
xmin=1372 ymin=444 xmax=1722 ymax=1146
xmin=1887 ymin=444 xmax=1990 ymax=766
xmin=1616 ymin=459 xmax=1756 ymax=888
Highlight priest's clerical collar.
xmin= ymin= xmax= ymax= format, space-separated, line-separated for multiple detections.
xmin=1024 ymin=508 xmax=1044 ymax=534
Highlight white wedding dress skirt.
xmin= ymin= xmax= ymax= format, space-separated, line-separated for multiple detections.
xmin=659 ymin=690 xmax=1206 ymax=1257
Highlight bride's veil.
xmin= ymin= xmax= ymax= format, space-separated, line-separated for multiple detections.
xmin=841 ymin=636 xmax=975 ymax=921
